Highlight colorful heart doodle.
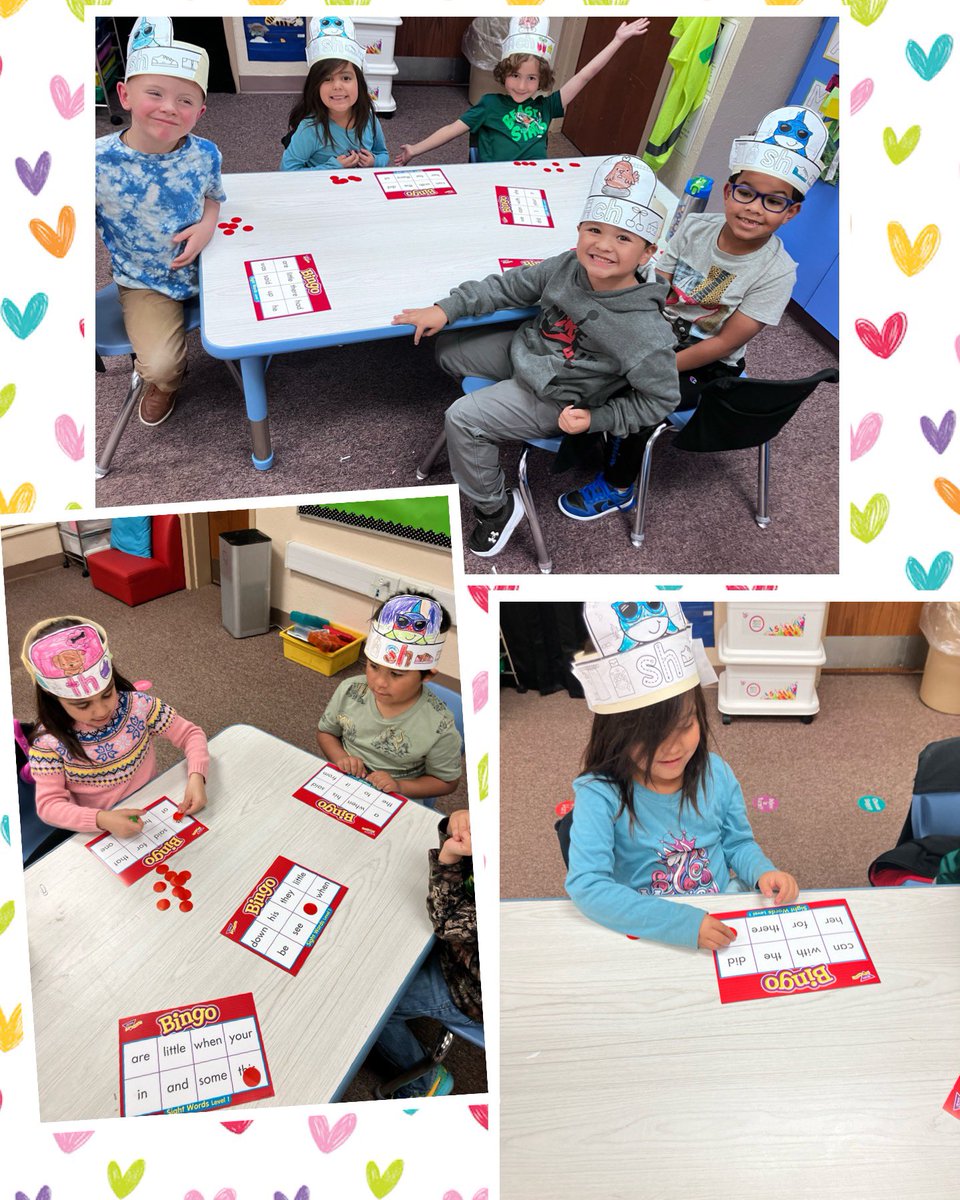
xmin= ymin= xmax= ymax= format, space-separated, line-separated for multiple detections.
xmin=854 ymin=312 xmax=906 ymax=358
xmin=850 ymin=494 xmax=890 ymax=543
xmin=850 ymin=413 xmax=882 ymax=460
xmin=920 ymin=411 xmax=955 ymax=455
xmin=906 ymin=552 xmax=953 ymax=591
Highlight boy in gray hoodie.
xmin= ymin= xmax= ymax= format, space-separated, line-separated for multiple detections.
xmin=392 ymin=154 xmax=680 ymax=559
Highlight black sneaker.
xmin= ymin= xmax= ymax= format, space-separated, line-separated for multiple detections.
xmin=468 ymin=490 xmax=524 ymax=558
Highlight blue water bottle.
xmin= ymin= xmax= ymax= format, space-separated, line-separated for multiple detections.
xmin=666 ymin=174 xmax=714 ymax=241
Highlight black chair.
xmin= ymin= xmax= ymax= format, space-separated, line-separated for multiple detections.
xmin=555 ymin=809 xmax=573 ymax=868
xmin=631 ymin=367 xmax=839 ymax=547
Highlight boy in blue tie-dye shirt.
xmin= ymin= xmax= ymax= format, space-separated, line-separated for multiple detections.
xmin=95 ymin=17 xmax=225 ymax=427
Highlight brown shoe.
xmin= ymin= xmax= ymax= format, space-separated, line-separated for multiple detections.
xmin=139 ymin=384 xmax=177 ymax=427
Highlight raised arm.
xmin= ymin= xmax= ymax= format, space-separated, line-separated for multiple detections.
xmin=395 ymin=119 xmax=471 ymax=167
xmin=559 ymin=18 xmax=650 ymax=108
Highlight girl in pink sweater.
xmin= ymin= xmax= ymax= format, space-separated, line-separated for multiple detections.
xmin=22 ymin=616 xmax=209 ymax=839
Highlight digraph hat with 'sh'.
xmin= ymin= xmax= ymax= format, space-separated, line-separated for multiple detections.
xmin=729 ymin=105 xmax=829 ymax=197
xmin=305 ymin=14 xmax=365 ymax=72
xmin=502 ymin=15 xmax=555 ymax=64
xmin=580 ymin=155 xmax=667 ymax=245
xmin=125 ymin=17 xmax=209 ymax=96
xmin=571 ymin=602 xmax=715 ymax=714
xmin=21 ymin=617 xmax=114 ymax=700
xmin=365 ymin=595 xmax=446 ymax=672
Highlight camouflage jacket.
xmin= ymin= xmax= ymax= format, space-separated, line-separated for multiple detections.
xmin=427 ymin=820 xmax=482 ymax=1024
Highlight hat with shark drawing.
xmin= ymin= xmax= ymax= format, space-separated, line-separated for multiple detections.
xmin=571 ymin=601 xmax=716 ymax=714
xmin=305 ymin=14 xmax=365 ymax=72
xmin=729 ymin=105 xmax=829 ymax=196
xmin=125 ymin=17 xmax=210 ymax=97
xmin=502 ymin=15 xmax=556 ymax=64
xmin=365 ymin=594 xmax=446 ymax=672
xmin=22 ymin=617 xmax=114 ymax=701
xmin=580 ymin=154 xmax=667 ymax=244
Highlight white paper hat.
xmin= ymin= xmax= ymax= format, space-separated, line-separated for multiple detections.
xmin=729 ymin=106 xmax=829 ymax=197
xmin=571 ymin=602 xmax=716 ymax=714
xmin=305 ymin=15 xmax=365 ymax=72
xmin=580 ymin=155 xmax=667 ymax=244
xmin=365 ymin=595 xmax=446 ymax=672
xmin=502 ymin=15 xmax=555 ymax=64
xmin=126 ymin=16 xmax=209 ymax=97
xmin=22 ymin=617 xmax=114 ymax=700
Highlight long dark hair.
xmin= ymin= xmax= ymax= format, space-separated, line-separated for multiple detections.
xmin=25 ymin=617 xmax=135 ymax=762
xmin=286 ymin=59 xmax=374 ymax=146
xmin=580 ymin=685 xmax=711 ymax=828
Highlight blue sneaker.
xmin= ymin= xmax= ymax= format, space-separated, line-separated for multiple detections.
xmin=558 ymin=474 xmax=636 ymax=521
xmin=396 ymin=1064 xmax=454 ymax=1100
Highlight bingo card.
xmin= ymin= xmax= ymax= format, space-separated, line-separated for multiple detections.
xmin=944 ymin=1074 xmax=960 ymax=1119
xmin=499 ymin=257 xmax=544 ymax=272
xmin=293 ymin=761 xmax=407 ymax=838
xmin=221 ymin=855 xmax=347 ymax=976
xmin=375 ymin=168 xmax=456 ymax=200
xmin=85 ymin=795 xmax=207 ymax=886
xmin=119 ymin=992 xmax=273 ymax=1116
xmin=495 ymin=185 xmax=554 ymax=228
xmin=245 ymin=254 xmax=331 ymax=321
xmin=712 ymin=899 xmax=880 ymax=1004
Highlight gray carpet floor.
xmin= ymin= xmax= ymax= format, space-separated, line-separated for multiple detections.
xmin=500 ymin=673 xmax=959 ymax=901
xmin=5 ymin=563 xmax=485 ymax=1102
xmin=94 ymin=85 xmax=838 ymax=576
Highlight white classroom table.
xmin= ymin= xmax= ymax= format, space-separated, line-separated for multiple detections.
xmin=199 ymin=157 xmax=678 ymax=469
xmin=501 ymin=890 xmax=960 ymax=1199
xmin=25 ymin=724 xmax=443 ymax=1121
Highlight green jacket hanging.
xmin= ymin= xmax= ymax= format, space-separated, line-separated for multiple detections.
xmin=643 ymin=17 xmax=721 ymax=172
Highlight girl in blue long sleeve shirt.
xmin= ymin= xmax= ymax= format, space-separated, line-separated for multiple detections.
xmin=566 ymin=683 xmax=799 ymax=952
xmin=281 ymin=58 xmax=388 ymax=172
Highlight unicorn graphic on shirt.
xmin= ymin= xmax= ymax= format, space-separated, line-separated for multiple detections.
xmin=650 ymin=831 xmax=716 ymax=895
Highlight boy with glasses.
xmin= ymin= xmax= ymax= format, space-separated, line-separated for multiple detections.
xmin=559 ymin=105 xmax=829 ymax=522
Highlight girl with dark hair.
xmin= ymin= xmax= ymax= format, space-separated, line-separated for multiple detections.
xmin=281 ymin=16 xmax=387 ymax=172
xmin=565 ymin=602 xmax=798 ymax=950
xmin=22 ymin=616 xmax=209 ymax=840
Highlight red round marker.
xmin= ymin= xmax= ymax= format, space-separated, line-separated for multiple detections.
xmin=348 ymin=175 xmax=361 ymax=182
xmin=173 ymin=886 xmax=188 ymax=900
xmin=242 ymin=225 xmax=254 ymax=231
xmin=556 ymin=168 xmax=564 ymax=173
xmin=230 ymin=217 xmax=242 ymax=223
xmin=156 ymin=898 xmax=171 ymax=911
xmin=570 ymin=162 xmax=581 ymax=168
xmin=217 ymin=223 xmax=231 ymax=229
xmin=179 ymin=900 xmax=193 ymax=912
xmin=242 ymin=1067 xmax=261 ymax=1087
xmin=153 ymin=881 xmax=166 ymax=893
xmin=179 ymin=871 xmax=192 ymax=882
xmin=156 ymin=865 xmax=168 ymax=876
xmin=172 ymin=811 xmax=184 ymax=822
xmin=223 ymin=228 xmax=235 ymax=235
xmin=552 ymin=161 xmax=560 ymax=166
xmin=303 ymin=902 xmax=318 ymax=916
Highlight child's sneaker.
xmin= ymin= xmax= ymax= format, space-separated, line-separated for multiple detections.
xmin=557 ymin=474 xmax=636 ymax=521
xmin=468 ymin=490 xmax=524 ymax=557
xmin=139 ymin=385 xmax=178 ymax=427
xmin=395 ymin=1064 xmax=455 ymax=1100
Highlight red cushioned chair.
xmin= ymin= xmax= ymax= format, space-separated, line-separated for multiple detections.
xmin=87 ymin=514 xmax=186 ymax=607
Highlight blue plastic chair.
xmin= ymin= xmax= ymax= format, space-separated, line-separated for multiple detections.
xmin=902 ymin=737 xmax=960 ymax=840
xmin=421 ymin=682 xmax=465 ymax=810
xmin=416 ymin=376 xmax=561 ymax=573
xmin=95 ymin=283 xmax=201 ymax=479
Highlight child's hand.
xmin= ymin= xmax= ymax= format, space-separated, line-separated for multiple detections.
xmin=439 ymin=827 xmax=472 ymax=864
xmin=697 ymin=914 xmax=738 ymax=951
xmin=391 ymin=305 xmax=448 ymax=345
xmin=335 ymin=754 xmax=367 ymax=778
xmin=337 ymin=150 xmax=361 ymax=168
xmin=366 ymin=769 xmax=399 ymax=793
xmin=395 ymin=144 xmax=416 ymax=166
xmin=170 ymin=223 xmax=214 ymax=269
xmin=448 ymin=808 xmax=471 ymax=841
xmin=355 ymin=147 xmax=375 ymax=167
xmin=97 ymin=808 xmax=144 ymax=838
xmin=558 ymin=405 xmax=592 ymax=435
xmin=180 ymin=773 xmax=206 ymax=816
xmin=614 ymin=18 xmax=650 ymax=43
xmin=757 ymin=870 xmax=799 ymax=906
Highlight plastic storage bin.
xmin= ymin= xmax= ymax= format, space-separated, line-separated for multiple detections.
xmin=720 ymin=602 xmax=827 ymax=657
xmin=279 ymin=625 xmax=364 ymax=677
xmin=717 ymin=663 xmax=820 ymax=718
xmin=353 ymin=17 xmax=402 ymax=65
xmin=365 ymin=62 xmax=398 ymax=113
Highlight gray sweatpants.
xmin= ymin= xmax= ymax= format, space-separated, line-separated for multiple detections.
xmin=436 ymin=328 xmax=564 ymax=513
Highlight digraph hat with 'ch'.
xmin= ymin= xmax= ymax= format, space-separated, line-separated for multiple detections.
xmin=125 ymin=17 xmax=209 ymax=97
xmin=305 ymin=15 xmax=365 ymax=72
xmin=571 ymin=602 xmax=713 ymax=714
xmin=580 ymin=155 xmax=667 ymax=245
xmin=502 ymin=15 xmax=555 ymax=64
xmin=729 ymin=105 xmax=829 ymax=197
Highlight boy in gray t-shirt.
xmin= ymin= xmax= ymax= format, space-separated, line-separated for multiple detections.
xmin=560 ymin=104 xmax=830 ymax=521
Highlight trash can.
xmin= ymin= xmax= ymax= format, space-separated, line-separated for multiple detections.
xmin=220 ymin=529 xmax=272 ymax=639
xmin=919 ymin=602 xmax=960 ymax=714
xmin=463 ymin=17 xmax=508 ymax=105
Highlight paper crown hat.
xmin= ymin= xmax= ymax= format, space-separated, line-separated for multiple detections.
xmin=365 ymin=595 xmax=446 ymax=671
xmin=305 ymin=15 xmax=365 ymax=72
xmin=580 ymin=155 xmax=667 ymax=245
xmin=571 ymin=602 xmax=717 ymax=714
xmin=22 ymin=617 xmax=114 ymax=700
xmin=502 ymin=15 xmax=555 ymax=64
xmin=126 ymin=17 xmax=210 ymax=97
xmin=729 ymin=105 xmax=829 ymax=197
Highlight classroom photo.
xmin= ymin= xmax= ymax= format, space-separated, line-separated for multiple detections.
xmin=2 ymin=495 xmax=485 ymax=1119
xmin=93 ymin=13 xmax=839 ymax=576
xmin=499 ymin=598 xmax=960 ymax=1195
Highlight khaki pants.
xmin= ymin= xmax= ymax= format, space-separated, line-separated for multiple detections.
xmin=116 ymin=284 xmax=187 ymax=394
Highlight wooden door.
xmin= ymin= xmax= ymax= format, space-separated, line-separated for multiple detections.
xmin=395 ymin=18 xmax=473 ymax=61
xmin=561 ymin=18 xmax=674 ymax=157
xmin=208 ymin=510 xmax=251 ymax=584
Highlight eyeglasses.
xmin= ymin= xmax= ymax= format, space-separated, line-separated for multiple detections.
xmin=730 ymin=183 xmax=800 ymax=214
